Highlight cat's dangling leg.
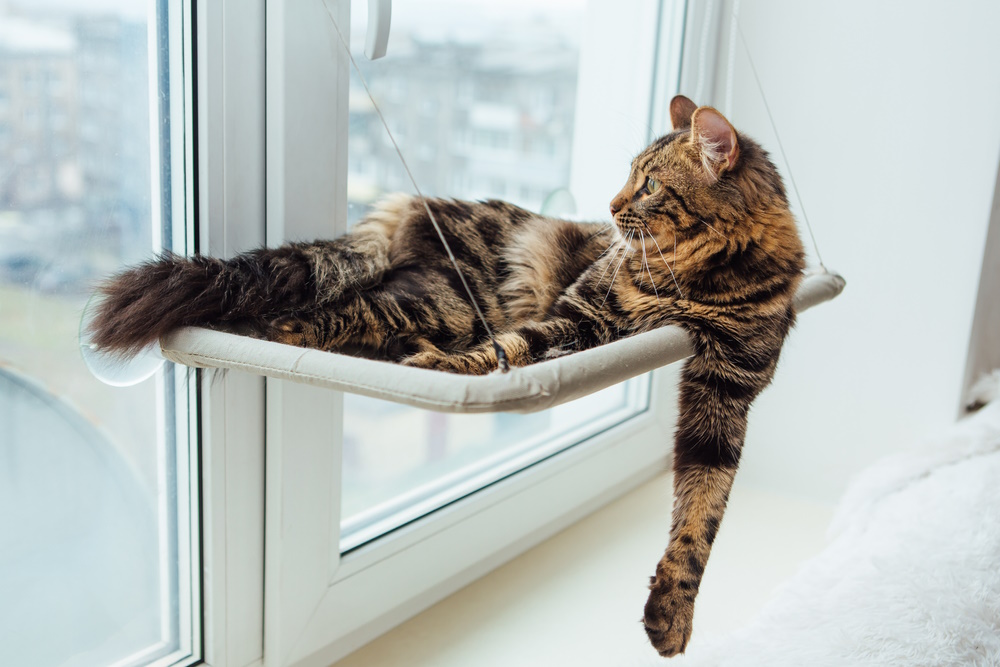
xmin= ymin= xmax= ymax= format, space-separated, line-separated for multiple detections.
xmin=643 ymin=343 xmax=767 ymax=656
xmin=643 ymin=451 xmax=739 ymax=657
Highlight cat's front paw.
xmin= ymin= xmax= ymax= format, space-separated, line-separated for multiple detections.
xmin=643 ymin=577 xmax=694 ymax=657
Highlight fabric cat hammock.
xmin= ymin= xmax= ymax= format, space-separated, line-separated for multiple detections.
xmin=90 ymin=8 xmax=846 ymax=414
xmin=156 ymin=270 xmax=842 ymax=414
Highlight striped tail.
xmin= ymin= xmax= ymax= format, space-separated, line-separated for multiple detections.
xmin=88 ymin=247 xmax=316 ymax=358
xmin=88 ymin=195 xmax=409 ymax=357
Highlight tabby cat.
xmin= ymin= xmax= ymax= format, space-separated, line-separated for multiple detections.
xmin=90 ymin=95 xmax=805 ymax=657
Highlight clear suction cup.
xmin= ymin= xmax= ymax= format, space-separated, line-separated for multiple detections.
xmin=540 ymin=188 xmax=578 ymax=218
xmin=79 ymin=293 xmax=164 ymax=387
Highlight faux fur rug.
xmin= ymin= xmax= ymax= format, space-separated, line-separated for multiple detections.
xmin=660 ymin=372 xmax=1000 ymax=666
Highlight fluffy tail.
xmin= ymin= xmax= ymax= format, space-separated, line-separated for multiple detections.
xmin=88 ymin=247 xmax=317 ymax=357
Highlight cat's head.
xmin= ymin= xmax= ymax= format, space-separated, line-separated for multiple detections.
xmin=609 ymin=95 xmax=791 ymax=263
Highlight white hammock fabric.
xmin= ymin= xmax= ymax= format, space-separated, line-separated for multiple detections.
xmin=159 ymin=271 xmax=844 ymax=414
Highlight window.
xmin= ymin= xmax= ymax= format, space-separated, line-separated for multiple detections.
xmin=3 ymin=1 xmax=691 ymax=665
xmin=0 ymin=2 xmax=198 ymax=667
xmin=341 ymin=383 xmax=649 ymax=550
xmin=340 ymin=0 xmax=653 ymax=550
xmin=249 ymin=1 xmax=689 ymax=664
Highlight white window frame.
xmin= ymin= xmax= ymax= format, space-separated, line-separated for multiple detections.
xmin=150 ymin=1 xmax=202 ymax=665
xmin=194 ymin=1 xmax=709 ymax=665
xmin=103 ymin=2 xmax=203 ymax=665
xmin=195 ymin=2 xmax=268 ymax=666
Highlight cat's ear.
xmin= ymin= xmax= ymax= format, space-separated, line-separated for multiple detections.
xmin=669 ymin=95 xmax=698 ymax=130
xmin=691 ymin=106 xmax=739 ymax=181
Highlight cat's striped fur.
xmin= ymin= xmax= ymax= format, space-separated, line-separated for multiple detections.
xmin=90 ymin=96 xmax=804 ymax=657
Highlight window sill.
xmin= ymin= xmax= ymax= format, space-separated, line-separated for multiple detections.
xmin=333 ymin=472 xmax=834 ymax=667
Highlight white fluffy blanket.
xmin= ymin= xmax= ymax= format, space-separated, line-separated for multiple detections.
xmin=665 ymin=373 xmax=1000 ymax=667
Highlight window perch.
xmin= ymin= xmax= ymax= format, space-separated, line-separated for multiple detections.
xmin=157 ymin=270 xmax=844 ymax=414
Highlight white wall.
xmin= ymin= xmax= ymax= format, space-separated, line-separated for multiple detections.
xmin=701 ymin=0 xmax=1000 ymax=500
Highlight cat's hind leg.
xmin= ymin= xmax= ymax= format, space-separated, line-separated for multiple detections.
xmin=265 ymin=299 xmax=401 ymax=352
xmin=308 ymin=193 xmax=413 ymax=304
xmin=267 ymin=315 xmax=322 ymax=348
xmin=266 ymin=271 xmax=471 ymax=356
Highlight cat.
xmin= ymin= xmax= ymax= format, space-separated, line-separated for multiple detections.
xmin=89 ymin=95 xmax=805 ymax=657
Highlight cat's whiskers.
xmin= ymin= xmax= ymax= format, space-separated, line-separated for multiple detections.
xmin=639 ymin=229 xmax=661 ymax=304
xmin=634 ymin=230 xmax=646 ymax=290
xmin=596 ymin=236 xmax=628 ymax=287
xmin=595 ymin=233 xmax=624 ymax=263
xmin=602 ymin=229 xmax=635 ymax=307
xmin=586 ymin=221 xmax=617 ymax=242
xmin=605 ymin=229 xmax=635 ymax=301
xmin=699 ymin=218 xmax=725 ymax=238
xmin=645 ymin=225 xmax=685 ymax=299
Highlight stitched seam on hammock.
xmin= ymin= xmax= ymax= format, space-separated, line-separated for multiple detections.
xmin=161 ymin=347 xmax=543 ymax=409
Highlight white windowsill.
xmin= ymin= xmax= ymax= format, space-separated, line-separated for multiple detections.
xmin=333 ymin=472 xmax=835 ymax=667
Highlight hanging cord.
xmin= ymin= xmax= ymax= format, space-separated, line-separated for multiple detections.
xmin=321 ymin=1 xmax=510 ymax=371
xmin=693 ymin=0 xmax=716 ymax=104
xmin=734 ymin=17 xmax=827 ymax=271
xmin=723 ymin=0 xmax=741 ymax=115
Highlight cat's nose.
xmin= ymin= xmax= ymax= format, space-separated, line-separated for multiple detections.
xmin=610 ymin=194 xmax=627 ymax=216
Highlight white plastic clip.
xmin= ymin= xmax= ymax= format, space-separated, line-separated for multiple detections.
xmin=365 ymin=0 xmax=391 ymax=60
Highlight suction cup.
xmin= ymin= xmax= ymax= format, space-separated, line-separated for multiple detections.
xmin=79 ymin=294 xmax=164 ymax=387
xmin=540 ymin=188 xmax=577 ymax=218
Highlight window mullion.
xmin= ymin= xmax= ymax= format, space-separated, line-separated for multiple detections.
xmin=195 ymin=1 xmax=268 ymax=666
xmin=263 ymin=0 xmax=348 ymax=664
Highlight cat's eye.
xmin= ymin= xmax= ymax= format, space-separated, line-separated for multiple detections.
xmin=645 ymin=177 xmax=661 ymax=194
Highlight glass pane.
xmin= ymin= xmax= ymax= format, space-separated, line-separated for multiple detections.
xmin=346 ymin=0 xmax=585 ymax=222
xmin=340 ymin=0 xmax=649 ymax=551
xmin=0 ymin=3 xmax=196 ymax=666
